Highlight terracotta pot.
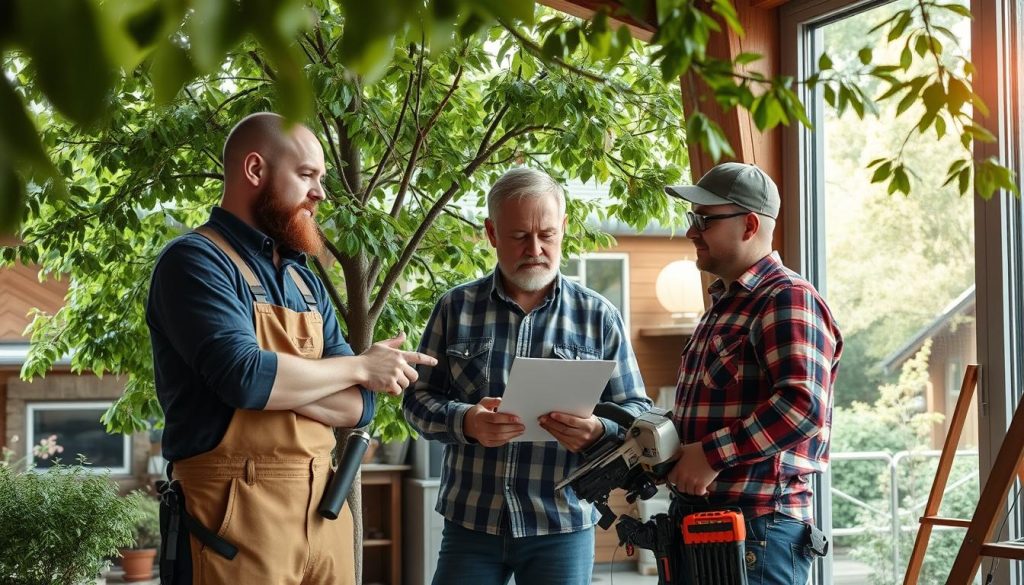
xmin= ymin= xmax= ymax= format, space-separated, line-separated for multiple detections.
xmin=120 ymin=548 xmax=157 ymax=582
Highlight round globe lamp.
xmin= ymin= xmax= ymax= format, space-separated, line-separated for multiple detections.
xmin=654 ymin=260 xmax=704 ymax=323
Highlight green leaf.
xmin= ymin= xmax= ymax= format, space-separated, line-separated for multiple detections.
xmin=734 ymin=52 xmax=761 ymax=66
xmin=957 ymin=167 xmax=971 ymax=195
xmin=11 ymin=0 xmax=112 ymax=124
xmin=914 ymin=34 xmax=930 ymax=58
xmin=0 ymin=76 xmax=66 ymax=232
xmin=946 ymin=77 xmax=971 ymax=115
xmin=964 ymin=123 xmax=997 ymax=143
xmin=900 ymin=46 xmax=913 ymax=70
xmin=711 ymin=0 xmax=743 ymax=36
xmin=896 ymin=87 xmax=919 ymax=116
xmin=938 ymin=3 xmax=974 ymax=18
xmin=876 ymin=81 xmax=907 ymax=102
xmin=474 ymin=0 xmax=535 ymax=24
xmin=921 ymin=82 xmax=946 ymax=114
xmin=189 ymin=0 xmax=247 ymax=72
xmin=150 ymin=41 xmax=196 ymax=104
xmin=858 ymin=47 xmax=873 ymax=65
xmin=0 ymin=162 xmax=24 ymax=236
xmin=823 ymin=84 xmax=836 ymax=107
xmin=870 ymin=161 xmax=892 ymax=184
xmin=818 ymin=53 xmax=833 ymax=71
xmin=889 ymin=11 xmax=912 ymax=42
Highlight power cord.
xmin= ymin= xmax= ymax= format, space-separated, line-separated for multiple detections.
xmin=609 ymin=543 xmax=619 ymax=585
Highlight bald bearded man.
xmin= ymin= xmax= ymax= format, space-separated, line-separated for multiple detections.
xmin=147 ymin=112 xmax=436 ymax=584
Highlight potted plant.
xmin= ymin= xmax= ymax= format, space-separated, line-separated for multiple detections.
xmin=120 ymin=492 xmax=161 ymax=582
xmin=0 ymin=438 xmax=140 ymax=585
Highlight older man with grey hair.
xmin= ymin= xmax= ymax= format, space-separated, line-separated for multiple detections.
xmin=403 ymin=167 xmax=652 ymax=584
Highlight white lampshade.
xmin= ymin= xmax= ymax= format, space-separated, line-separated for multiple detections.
xmin=655 ymin=260 xmax=704 ymax=320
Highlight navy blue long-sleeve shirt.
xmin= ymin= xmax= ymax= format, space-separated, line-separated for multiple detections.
xmin=148 ymin=207 xmax=374 ymax=461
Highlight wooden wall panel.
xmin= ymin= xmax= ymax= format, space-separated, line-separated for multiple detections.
xmin=600 ymin=235 xmax=698 ymax=395
xmin=679 ymin=0 xmax=786 ymax=255
xmin=0 ymin=264 xmax=67 ymax=340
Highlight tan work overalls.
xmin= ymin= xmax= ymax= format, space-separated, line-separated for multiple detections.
xmin=172 ymin=226 xmax=355 ymax=584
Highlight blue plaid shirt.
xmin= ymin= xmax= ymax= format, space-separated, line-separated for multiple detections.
xmin=403 ymin=269 xmax=651 ymax=537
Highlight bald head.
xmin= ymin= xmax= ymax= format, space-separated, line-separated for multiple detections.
xmin=222 ymin=112 xmax=292 ymax=181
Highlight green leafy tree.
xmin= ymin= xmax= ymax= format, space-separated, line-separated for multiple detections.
xmin=3 ymin=8 xmax=687 ymax=439
xmin=819 ymin=0 xmax=975 ymax=405
xmin=0 ymin=0 xmax=1014 ymax=234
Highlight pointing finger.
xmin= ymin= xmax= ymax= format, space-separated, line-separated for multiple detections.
xmin=404 ymin=351 xmax=438 ymax=366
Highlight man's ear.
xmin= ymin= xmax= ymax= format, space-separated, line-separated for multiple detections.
xmin=485 ymin=218 xmax=498 ymax=248
xmin=742 ymin=213 xmax=760 ymax=242
xmin=243 ymin=152 xmax=266 ymax=188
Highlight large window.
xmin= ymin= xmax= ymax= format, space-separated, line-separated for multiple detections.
xmin=26 ymin=401 xmax=131 ymax=474
xmin=778 ymin=0 xmax=1012 ymax=582
xmin=562 ymin=253 xmax=630 ymax=328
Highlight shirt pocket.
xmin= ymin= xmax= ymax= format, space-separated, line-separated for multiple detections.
xmin=552 ymin=344 xmax=601 ymax=361
xmin=701 ymin=333 xmax=746 ymax=389
xmin=446 ymin=338 xmax=492 ymax=399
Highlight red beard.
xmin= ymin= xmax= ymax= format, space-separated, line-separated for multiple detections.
xmin=254 ymin=189 xmax=323 ymax=256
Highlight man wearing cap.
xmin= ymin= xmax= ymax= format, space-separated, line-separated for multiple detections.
xmin=662 ymin=162 xmax=843 ymax=584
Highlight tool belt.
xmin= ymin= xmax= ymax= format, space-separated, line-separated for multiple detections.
xmin=157 ymin=478 xmax=239 ymax=585
xmin=616 ymin=496 xmax=828 ymax=585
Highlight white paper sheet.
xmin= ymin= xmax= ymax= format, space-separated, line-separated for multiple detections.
xmin=498 ymin=357 xmax=618 ymax=442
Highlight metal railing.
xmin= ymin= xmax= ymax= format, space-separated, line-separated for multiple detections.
xmin=830 ymin=449 xmax=979 ymax=581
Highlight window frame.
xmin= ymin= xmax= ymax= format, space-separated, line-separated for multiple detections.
xmin=25 ymin=400 xmax=132 ymax=475
xmin=781 ymin=0 xmax=1024 ymax=581
xmin=562 ymin=252 xmax=631 ymax=330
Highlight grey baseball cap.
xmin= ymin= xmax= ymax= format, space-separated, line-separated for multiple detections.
xmin=664 ymin=162 xmax=780 ymax=219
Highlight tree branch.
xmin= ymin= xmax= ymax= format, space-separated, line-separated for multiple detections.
xmin=311 ymin=254 xmax=348 ymax=323
xmin=318 ymin=112 xmax=349 ymax=193
xmin=365 ymin=45 xmax=417 ymax=199
xmin=338 ymin=85 xmax=364 ymax=200
xmin=249 ymin=51 xmax=277 ymax=81
xmin=298 ymin=36 xmax=319 ymax=64
xmin=390 ymin=62 xmax=463 ymax=219
xmin=313 ymin=28 xmax=331 ymax=63
xmin=368 ymin=123 xmax=531 ymax=320
xmin=497 ymin=20 xmax=610 ymax=85
xmin=367 ymin=60 xmax=465 ymax=283
xmin=475 ymin=102 xmax=513 ymax=160
xmin=209 ymin=86 xmax=263 ymax=123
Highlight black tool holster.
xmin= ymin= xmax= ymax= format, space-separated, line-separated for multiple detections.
xmin=157 ymin=473 xmax=239 ymax=584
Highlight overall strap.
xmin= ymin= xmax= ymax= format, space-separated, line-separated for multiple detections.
xmin=194 ymin=225 xmax=269 ymax=303
xmin=286 ymin=265 xmax=318 ymax=312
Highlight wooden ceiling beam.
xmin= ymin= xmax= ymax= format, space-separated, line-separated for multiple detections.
xmin=536 ymin=0 xmax=657 ymax=41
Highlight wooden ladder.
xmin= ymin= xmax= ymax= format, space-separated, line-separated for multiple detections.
xmin=902 ymin=365 xmax=979 ymax=584
xmin=944 ymin=363 xmax=1024 ymax=584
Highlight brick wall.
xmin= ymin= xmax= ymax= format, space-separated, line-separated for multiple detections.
xmin=5 ymin=373 xmax=153 ymax=493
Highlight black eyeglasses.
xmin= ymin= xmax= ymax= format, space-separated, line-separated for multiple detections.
xmin=685 ymin=210 xmax=750 ymax=232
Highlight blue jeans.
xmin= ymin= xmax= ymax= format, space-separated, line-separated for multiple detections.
xmin=743 ymin=513 xmax=814 ymax=585
xmin=431 ymin=519 xmax=595 ymax=585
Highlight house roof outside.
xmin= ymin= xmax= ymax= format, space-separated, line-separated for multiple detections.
xmin=879 ymin=285 xmax=976 ymax=374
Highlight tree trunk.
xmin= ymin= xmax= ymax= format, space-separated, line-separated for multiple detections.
xmin=339 ymin=249 xmax=375 ymax=352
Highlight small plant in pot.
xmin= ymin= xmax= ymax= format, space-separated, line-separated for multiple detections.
xmin=120 ymin=492 xmax=161 ymax=582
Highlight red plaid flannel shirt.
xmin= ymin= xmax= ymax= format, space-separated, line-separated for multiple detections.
xmin=673 ymin=253 xmax=843 ymax=522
